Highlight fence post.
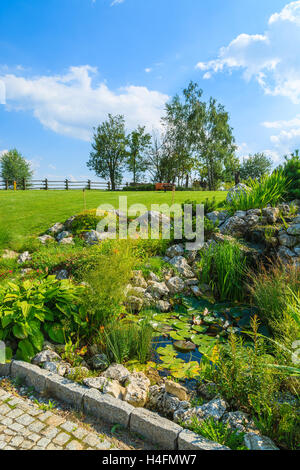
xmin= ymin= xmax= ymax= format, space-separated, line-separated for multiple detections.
xmin=22 ymin=178 xmax=26 ymax=190
xmin=5 ymin=180 xmax=8 ymax=190
xmin=44 ymin=178 xmax=48 ymax=190
xmin=87 ymin=179 xmax=91 ymax=190
xmin=107 ymin=181 xmax=111 ymax=191
xmin=65 ymin=179 xmax=69 ymax=190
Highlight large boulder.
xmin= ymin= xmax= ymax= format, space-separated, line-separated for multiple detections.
xmin=206 ymin=211 xmax=229 ymax=225
xmin=102 ymin=363 xmax=131 ymax=384
xmin=166 ymin=244 xmax=184 ymax=258
xmin=287 ymin=224 xmax=300 ymax=236
xmin=146 ymin=281 xmax=169 ymax=299
xmin=32 ymin=349 xmax=62 ymax=365
xmin=124 ymin=372 xmax=150 ymax=407
xmin=17 ymin=251 xmax=32 ymax=264
xmin=168 ymin=256 xmax=195 ymax=278
xmin=126 ymin=295 xmax=144 ymax=312
xmin=56 ymin=231 xmax=72 ymax=242
xmin=278 ymin=232 xmax=297 ymax=248
xmin=48 ymin=222 xmax=64 ymax=234
xmin=156 ymin=300 xmax=171 ymax=312
xmin=262 ymin=207 xmax=279 ymax=224
xmin=244 ymin=433 xmax=279 ymax=450
xmin=90 ymin=353 xmax=109 ymax=371
xmin=136 ymin=211 xmax=170 ymax=227
xmin=165 ymin=379 xmax=188 ymax=401
xmin=222 ymin=411 xmax=258 ymax=433
xmin=131 ymin=270 xmax=147 ymax=288
xmin=226 ymin=183 xmax=250 ymax=204
xmin=219 ymin=216 xmax=247 ymax=237
xmin=38 ymin=234 xmax=54 ymax=244
xmin=166 ymin=276 xmax=185 ymax=294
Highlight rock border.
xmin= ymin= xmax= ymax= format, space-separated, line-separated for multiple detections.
xmin=0 ymin=360 xmax=230 ymax=450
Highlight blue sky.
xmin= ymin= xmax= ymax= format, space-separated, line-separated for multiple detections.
xmin=1 ymin=0 xmax=299 ymax=181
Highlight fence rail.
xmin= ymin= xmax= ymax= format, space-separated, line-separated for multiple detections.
xmin=0 ymin=179 xmax=126 ymax=191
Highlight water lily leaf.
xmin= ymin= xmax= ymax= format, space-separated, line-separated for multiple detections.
xmin=192 ymin=325 xmax=209 ymax=333
xmin=173 ymin=340 xmax=196 ymax=353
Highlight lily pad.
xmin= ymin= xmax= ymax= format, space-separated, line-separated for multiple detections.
xmin=173 ymin=340 xmax=196 ymax=353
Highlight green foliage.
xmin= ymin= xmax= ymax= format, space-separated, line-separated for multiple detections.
xmin=103 ymin=321 xmax=153 ymax=364
xmin=183 ymin=416 xmax=247 ymax=450
xmin=182 ymin=197 xmax=220 ymax=216
xmin=70 ymin=210 xmax=103 ymax=234
xmin=281 ymin=150 xmax=300 ymax=200
xmin=227 ymin=170 xmax=289 ymax=213
xmin=122 ymin=183 xmax=155 ymax=191
xmin=197 ymin=241 xmax=247 ymax=301
xmin=127 ymin=126 xmax=151 ymax=184
xmin=0 ymin=276 xmax=86 ymax=362
xmin=78 ymin=241 xmax=136 ymax=331
xmin=0 ymin=149 xmax=33 ymax=184
xmin=240 ymin=153 xmax=272 ymax=180
xmin=87 ymin=114 xmax=128 ymax=190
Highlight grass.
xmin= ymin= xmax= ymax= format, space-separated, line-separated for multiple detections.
xmin=0 ymin=190 xmax=226 ymax=248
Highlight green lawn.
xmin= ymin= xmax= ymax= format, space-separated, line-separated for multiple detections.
xmin=0 ymin=189 xmax=226 ymax=242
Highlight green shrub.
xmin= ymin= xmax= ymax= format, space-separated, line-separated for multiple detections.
xmin=197 ymin=241 xmax=247 ymax=301
xmin=0 ymin=276 xmax=87 ymax=362
xmin=102 ymin=321 xmax=153 ymax=364
xmin=183 ymin=416 xmax=246 ymax=450
xmin=281 ymin=152 xmax=300 ymax=200
xmin=227 ymin=170 xmax=289 ymax=213
xmin=122 ymin=183 xmax=155 ymax=191
xmin=70 ymin=210 xmax=103 ymax=234
xmin=79 ymin=240 xmax=137 ymax=332
xmin=182 ymin=197 xmax=220 ymax=216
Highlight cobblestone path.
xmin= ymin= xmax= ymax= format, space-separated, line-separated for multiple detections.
xmin=0 ymin=380 xmax=157 ymax=451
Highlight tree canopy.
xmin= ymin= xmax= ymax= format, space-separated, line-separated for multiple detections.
xmin=240 ymin=153 xmax=272 ymax=180
xmin=0 ymin=149 xmax=33 ymax=184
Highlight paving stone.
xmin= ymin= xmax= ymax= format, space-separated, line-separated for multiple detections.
xmin=65 ymin=440 xmax=84 ymax=450
xmin=15 ymin=413 xmax=35 ymax=426
xmin=60 ymin=420 xmax=77 ymax=433
xmin=8 ymin=422 xmax=25 ymax=432
xmin=53 ymin=432 xmax=71 ymax=446
xmin=83 ymin=434 xmax=103 ymax=447
xmin=20 ymin=440 xmax=34 ymax=450
xmin=28 ymin=432 xmax=41 ymax=442
xmin=38 ymin=410 xmax=54 ymax=422
xmin=41 ymin=426 xmax=59 ymax=439
xmin=0 ymin=404 xmax=11 ymax=415
xmin=36 ymin=437 xmax=51 ymax=449
xmin=28 ymin=420 xmax=46 ymax=433
xmin=72 ymin=428 xmax=88 ymax=440
xmin=46 ymin=414 xmax=66 ymax=426
xmin=10 ymin=436 xmax=24 ymax=447
xmin=6 ymin=408 xmax=24 ymax=419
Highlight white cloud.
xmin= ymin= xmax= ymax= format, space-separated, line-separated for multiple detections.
xmin=262 ymin=115 xmax=300 ymax=147
xmin=48 ymin=164 xmax=56 ymax=170
xmin=145 ymin=68 xmax=152 ymax=73
xmin=111 ymin=0 xmax=124 ymax=6
xmin=196 ymin=1 xmax=300 ymax=103
xmin=1 ymin=65 xmax=168 ymax=141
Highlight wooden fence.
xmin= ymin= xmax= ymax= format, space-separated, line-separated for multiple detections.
xmin=0 ymin=179 xmax=126 ymax=191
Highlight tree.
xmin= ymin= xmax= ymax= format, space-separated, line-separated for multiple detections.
xmin=165 ymin=81 xmax=236 ymax=190
xmin=87 ymin=114 xmax=128 ymax=190
xmin=127 ymin=126 xmax=151 ymax=184
xmin=0 ymin=149 xmax=33 ymax=184
xmin=240 ymin=153 xmax=272 ymax=180
xmin=281 ymin=150 xmax=300 ymax=200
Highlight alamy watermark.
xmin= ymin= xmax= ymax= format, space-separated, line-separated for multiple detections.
xmin=95 ymin=196 xmax=204 ymax=251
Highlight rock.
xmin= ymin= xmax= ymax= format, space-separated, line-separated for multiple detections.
xmin=169 ymin=256 xmax=195 ymax=278
xmin=247 ymin=208 xmax=261 ymax=217
xmin=294 ymin=245 xmax=300 ymax=256
xmin=219 ymin=216 xmax=247 ymax=237
xmin=129 ymin=286 xmax=146 ymax=297
xmin=178 ymin=429 xmax=230 ymax=450
xmin=57 ymin=363 xmax=69 ymax=376
xmin=48 ymin=222 xmax=64 ymax=234
xmin=166 ymin=244 xmax=184 ymax=258
xmin=67 ymin=366 xmax=90 ymax=379
xmin=244 ymin=214 xmax=260 ymax=227
xmin=185 ymin=250 xmax=198 ymax=264
xmin=17 ymin=251 xmax=31 ymax=264
xmin=42 ymin=361 xmax=59 ymax=373
xmin=83 ymin=376 xmax=108 ymax=390
xmin=287 ymin=224 xmax=300 ymax=236
xmin=2 ymin=249 xmax=18 ymax=259
xmin=102 ymin=363 xmax=131 ymax=384
xmin=165 ymin=380 xmax=188 ymax=401
xmin=278 ymin=203 xmax=290 ymax=215
xmin=244 ymin=433 xmax=279 ymax=450
xmin=222 ymin=411 xmax=258 ymax=433
xmin=146 ymin=281 xmax=169 ymax=299
xmin=262 ymin=207 xmax=279 ymax=224
xmin=166 ymin=276 xmax=185 ymax=294
xmin=126 ymin=295 xmax=144 ymax=312
xmin=293 ymin=215 xmax=300 ymax=224
xmin=42 ymin=341 xmax=56 ymax=351
xmin=90 ymin=354 xmax=109 ymax=371
xmin=206 ymin=211 xmax=229 ymax=225
xmin=131 ymin=270 xmax=147 ymax=288
xmin=58 ymin=237 xmax=74 ymax=245
xmin=197 ymin=397 xmax=228 ymax=421
xmin=277 ymin=246 xmax=296 ymax=263
xmin=102 ymin=379 xmax=125 ymax=400
xmin=185 ymin=278 xmax=200 ymax=286
xmin=38 ymin=234 xmax=54 ymax=244
xmin=226 ymin=183 xmax=250 ymax=203
xmin=56 ymin=231 xmax=72 ymax=242
xmin=190 ymin=285 xmax=202 ymax=297
xmin=147 ymin=385 xmax=165 ymax=411
xmin=161 ymin=393 xmax=181 ymax=417
xmin=148 ymin=271 xmax=160 ymax=282
xmin=278 ymin=232 xmax=297 ymax=248
xmin=198 ymin=382 xmax=218 ymax=400
xmin=32 ymin=349 xmax=61 ymax=365
xmin=136 ymin=211 xmax=170 ymax=226
xmin=143 ymin=292 xmax=155 ymax=307
xmin=64 ymin=216 xmax=76 ymax=230
xmin=234 ymin=210 xmax=247 ymax=219
xmin=55 ymin=269 xmax=69 ymax=280
xmin=82 ymin=230 xmax=110 ymax=245
xmin=156 ymin=300 xmax=171 ymax=312
xmin=124 ymin=372 xmax=150 ymax=407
